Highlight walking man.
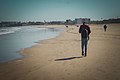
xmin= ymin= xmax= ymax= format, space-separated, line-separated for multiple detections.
xmin=79 ymin=22 xmax=91 ymax=57
xmin=103 ymin=24 xmax=107 ymax=32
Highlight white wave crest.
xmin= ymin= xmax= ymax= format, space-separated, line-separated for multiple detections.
xmin=0 ymin=27 xmax=21 ymax=35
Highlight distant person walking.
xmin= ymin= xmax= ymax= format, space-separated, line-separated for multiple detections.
xmin=79 ymin=22 xmax=91 ymax=57
xmin=66 ymin=25 xmax=68 ymax=28
xmin=104 ymin=24 xmax=107 ymax=32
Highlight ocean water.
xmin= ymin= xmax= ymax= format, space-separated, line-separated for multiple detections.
xmin=0 ymin=26 xmax=62 ymax=63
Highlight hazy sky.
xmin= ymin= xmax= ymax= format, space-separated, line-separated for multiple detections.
xmin=0 ymin=0 xmax=120 ymax=21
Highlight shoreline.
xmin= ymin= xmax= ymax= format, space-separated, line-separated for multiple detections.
xmin=19 ymin=27 xmax=65 ymax=62
xmin=0 ymin=24 xmax=120 ymax=80
xmin=0 ymin=26 xmax=65 ymax=64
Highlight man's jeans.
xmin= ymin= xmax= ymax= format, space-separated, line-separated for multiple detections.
xmin=81 ymin=38 xmax=88 ymax=55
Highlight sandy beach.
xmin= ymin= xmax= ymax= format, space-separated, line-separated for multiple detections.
xmin=0 ymin=24 xmax=120 ymax=80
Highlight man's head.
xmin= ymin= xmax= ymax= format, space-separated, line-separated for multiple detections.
xmin=83 ymin=22 xmax=85 ymax=25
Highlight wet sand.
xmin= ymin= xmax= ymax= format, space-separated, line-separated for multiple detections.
xmin=0 ymin=24 xmax=120 ymax=80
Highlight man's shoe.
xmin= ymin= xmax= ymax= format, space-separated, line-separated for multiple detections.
xmin=82 ymin=52 xmax=84 ymax=56
xmin=84 ymin=53 xmax=87 ymax=57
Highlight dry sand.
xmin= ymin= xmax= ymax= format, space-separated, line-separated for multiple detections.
xmin=0 ymin=24 xmax=120 ymax=80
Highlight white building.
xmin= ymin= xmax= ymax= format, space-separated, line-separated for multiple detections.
xmin=75 ymin=18 xmax=90 ymax=24
xmin=66 ymin=19 xmax=74 ymax=24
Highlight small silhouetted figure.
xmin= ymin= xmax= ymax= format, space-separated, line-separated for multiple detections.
xmin=104 ymin=24 xmax=107 ymax=32
xmin=66 ymin=25 xmax=68 ymax=28
xmin=76 ymin=25 xmax=79 ymax=27
xmin=79 ymin=22 xmax=91 ymax=57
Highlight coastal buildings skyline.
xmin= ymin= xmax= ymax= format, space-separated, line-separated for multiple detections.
xmin=1 ymin=18 xmax=120 ymax=27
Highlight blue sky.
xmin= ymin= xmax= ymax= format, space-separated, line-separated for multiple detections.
xmin=0 ymin=0 xmax=120 ymax=21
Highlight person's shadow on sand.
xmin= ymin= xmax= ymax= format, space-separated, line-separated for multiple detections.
xmin=55 ymin=56 xmax=82 ymax=61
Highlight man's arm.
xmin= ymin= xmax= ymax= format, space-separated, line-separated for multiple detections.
xmin=79 ymin=25 xmax=82 ymax=33
xmin=87 ymin=26 xmax=91 ymax=40
xmin=88 ymin=26 xmax=91 ymax=35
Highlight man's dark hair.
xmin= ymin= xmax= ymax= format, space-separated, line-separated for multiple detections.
xmin=83 ymin=22 xmax=85 ymax=25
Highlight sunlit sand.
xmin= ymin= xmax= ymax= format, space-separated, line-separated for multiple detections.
xmin=0 ymin=24 xmax=120 ymax=80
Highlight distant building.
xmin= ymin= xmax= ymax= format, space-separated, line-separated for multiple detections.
xmin=0 ymin=22 xmax=22 ymax=27
xmin=66 ymin=19 xmax=72 ymax=24
xmin=75 ymin=18 xmax=83 ymax=24
xmin=49 ymin=21 xmax=65 ymax=25
xmin=66 ymin=19 xmax=75 ymax=25
xmin=75 ymin=18 xmax=90 ymax=24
